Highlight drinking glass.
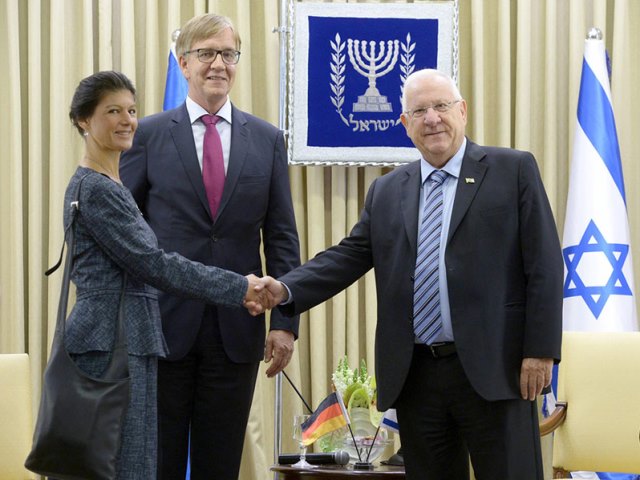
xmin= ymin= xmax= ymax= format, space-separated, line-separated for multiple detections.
xmin=292 ymin=414 xmax=315 ymax=469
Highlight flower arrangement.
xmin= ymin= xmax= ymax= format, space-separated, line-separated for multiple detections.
xmin=318 ymin=356 xmax=388 ymax=458
xmin=332 ymin=357 xmax=377 ymax=416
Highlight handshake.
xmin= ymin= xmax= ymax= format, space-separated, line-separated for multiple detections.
xmin=243 ymin=274 xmax=288 ymax=316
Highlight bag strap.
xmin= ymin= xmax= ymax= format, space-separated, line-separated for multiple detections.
xmin=46 ymin=172 xmax=129 ymax=379
xmin=103 ymin=273 xmax=128 ymax=379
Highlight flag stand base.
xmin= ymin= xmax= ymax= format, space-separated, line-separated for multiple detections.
xmin=354 ymin=462 xmax=374 ymax=470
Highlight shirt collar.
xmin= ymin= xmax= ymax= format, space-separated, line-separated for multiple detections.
xmin=420 ymin=137 xmax=467 ymax=185
xmin=185 ymin=96 xmax=233 ymax=125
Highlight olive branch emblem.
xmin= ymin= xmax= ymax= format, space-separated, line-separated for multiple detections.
xmin=330 ymin=33 xmax=349 ymax=126
xmin=399 ymin=33 xmax=416 ymax=108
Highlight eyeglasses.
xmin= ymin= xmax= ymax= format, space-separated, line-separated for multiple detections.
xmin=404 ymin=100 xmax=461 ymax=119
xmin=184 ymin=48 xmax=241 ymax=65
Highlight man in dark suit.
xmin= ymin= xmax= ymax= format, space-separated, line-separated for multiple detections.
xmin=120 ymin=14 xmax=300 ymax=480
xmin=261 ymin=69 xmax=563 ymax=480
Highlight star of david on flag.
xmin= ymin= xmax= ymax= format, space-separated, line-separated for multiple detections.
xmin=563 ymin=219 xmax=632 ymax=319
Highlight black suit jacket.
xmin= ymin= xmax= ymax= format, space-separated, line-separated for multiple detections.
xmin=279 ymin=140 xmax=563 ymax=410
xmin=120 ymin=103 xmax=300 ymax=362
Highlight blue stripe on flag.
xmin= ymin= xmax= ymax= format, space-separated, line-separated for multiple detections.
xmin=380 ymin=409 xmax=399 ymax=434
xmin=381 ymin=416 xmax=399 ymax=432
xmin=576 ymin=58 xmax=625 ymax=204
xmin=163 ymin=50 xmax=188 ymax=111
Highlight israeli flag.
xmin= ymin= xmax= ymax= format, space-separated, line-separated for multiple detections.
xmin=163 ymin=40 xmax=188 ymax=111
xmin=562 ymin=31 xmax=637 ymax=332
xmin=561 ymin=29 xmax=639 ymax=480
xmin=380 ymin=409 xmax=399 ymax=434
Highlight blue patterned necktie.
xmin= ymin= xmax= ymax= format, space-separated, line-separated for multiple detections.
xmin=413 ymin=170 xmax=448 ymax=344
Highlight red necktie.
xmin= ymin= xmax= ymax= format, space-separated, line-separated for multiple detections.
xmin=201 ymin=114 xmax=225 ymax=217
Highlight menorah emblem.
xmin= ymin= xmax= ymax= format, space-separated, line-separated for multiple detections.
xmin=347 ymin=39 xmax=400 ymax=112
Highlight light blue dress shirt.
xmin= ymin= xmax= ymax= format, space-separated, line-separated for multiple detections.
xmin=416 ymin=137 xmax=467 ymax=343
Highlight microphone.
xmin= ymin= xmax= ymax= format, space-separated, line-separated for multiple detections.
xmin=278 ymin=450 xmax=350 ymax=465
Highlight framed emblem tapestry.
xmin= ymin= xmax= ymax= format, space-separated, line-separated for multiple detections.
xmin=288 ymin=1 xmax=458 ymax=166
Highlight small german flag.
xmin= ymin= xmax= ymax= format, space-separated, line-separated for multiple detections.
xmin=301 ymin=392 xmax=350 ymax=446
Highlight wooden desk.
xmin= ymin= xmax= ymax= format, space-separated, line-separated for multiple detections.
xmin=271 ymin=464 xmax=405 ymax=479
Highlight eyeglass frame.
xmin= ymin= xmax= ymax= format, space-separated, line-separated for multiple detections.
xmin=403 ymin=99 xmax=462 ymax=119
xmin=183 ymin=48 xmax=241 ymax=65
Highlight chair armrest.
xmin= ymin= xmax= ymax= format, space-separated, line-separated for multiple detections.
xmin=539 ymin=402 xmax=567 ymax=436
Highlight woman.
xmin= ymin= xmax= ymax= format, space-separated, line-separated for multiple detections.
xmin=62 ymin=71 xmax=263 ymax=478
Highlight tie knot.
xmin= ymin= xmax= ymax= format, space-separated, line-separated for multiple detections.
xmin=429 ymin=170 xmax=448 ymax=186
xmin=201 ymin=114 xmax=220 ymax=126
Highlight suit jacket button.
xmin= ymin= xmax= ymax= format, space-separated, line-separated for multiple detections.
xmin=211 ymin=235 xmax=218 ymax=242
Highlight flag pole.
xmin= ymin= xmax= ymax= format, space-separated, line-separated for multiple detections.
xmin=273 ymin=2 xmax=291 ymax=478
xmin=282 ymin=370 xmax=313 ymax=413
xmin=346 ymin=423 xmax=363 ymax=463
xmin=364 ymin=424 xmax=381 ymax=463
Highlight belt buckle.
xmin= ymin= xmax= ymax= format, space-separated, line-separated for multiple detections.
xmin=428 ymin=343 xmax=440 ymax=358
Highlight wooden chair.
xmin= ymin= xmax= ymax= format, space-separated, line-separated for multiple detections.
xmin=539 ymin=331 xmax=640 ymax=478
xmin=0 ymin=353 xmax=34 ymax=479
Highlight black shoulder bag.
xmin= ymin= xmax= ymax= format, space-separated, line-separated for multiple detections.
xmin=25 ymin=175 xmax=131 ymax=480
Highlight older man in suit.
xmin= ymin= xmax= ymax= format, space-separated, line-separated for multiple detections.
xmin=261 ymin=69 xmax=563 ymax=480
xmin=120 ymin=14 xmax=300 ymax=480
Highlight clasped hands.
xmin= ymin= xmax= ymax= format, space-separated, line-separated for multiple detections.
xmin=243 ymin=274 xmax=288 ymax=316
xmin=243 ymin=275 xmax=294 ymax=377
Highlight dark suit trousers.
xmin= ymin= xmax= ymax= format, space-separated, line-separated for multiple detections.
xmin=395 ymin=345 xmax=543 ymax=480
xmin=157 ymin=307 xmax=259 ymax=480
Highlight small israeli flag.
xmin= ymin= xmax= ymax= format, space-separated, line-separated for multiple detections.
xmin=163 ymin=32 xmax=188 ymax=111
xmin=380 ymin=409 xmax=399 ymax=434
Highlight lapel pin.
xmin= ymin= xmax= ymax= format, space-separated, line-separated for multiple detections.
xmin=465 ymin=177 xmax=475 ymax=184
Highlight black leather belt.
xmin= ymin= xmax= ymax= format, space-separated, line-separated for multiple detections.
xmin=417 ymin=342 xmax=456 ymax=358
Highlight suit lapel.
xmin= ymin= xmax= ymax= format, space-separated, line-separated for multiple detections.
xmin=401 ymin=161 xmax=422 ymax=255
xmin=447 ymin=141 xmax=488 ymax=243
xmin=169 ymin=106 xmax=212 ymax=218
xmin=217 ymin=105 xmax=248 ymax=219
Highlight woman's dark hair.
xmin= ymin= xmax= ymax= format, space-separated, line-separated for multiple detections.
xmin=69 ymin=70 xmax=136 ymax=136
